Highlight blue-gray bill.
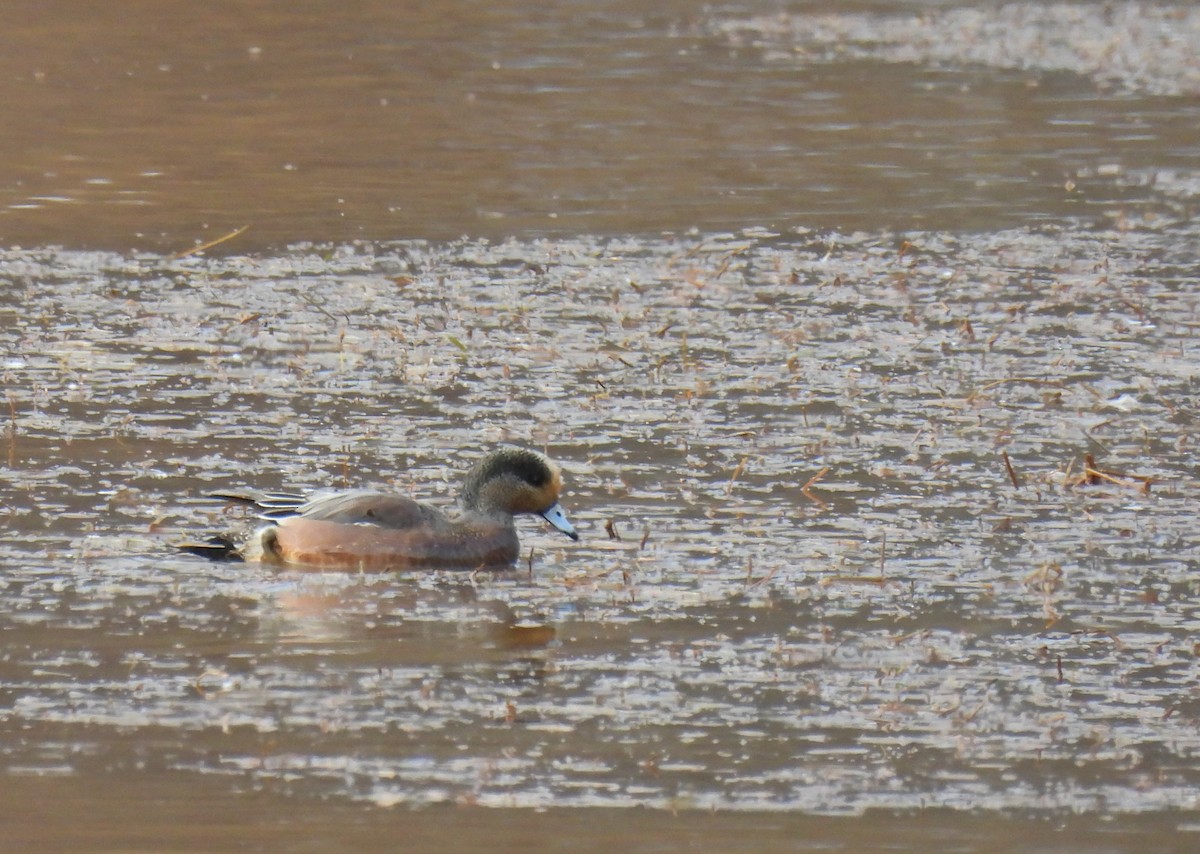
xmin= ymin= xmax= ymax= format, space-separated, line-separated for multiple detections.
xmin=541 ymin=503 xmax=579 ymax=540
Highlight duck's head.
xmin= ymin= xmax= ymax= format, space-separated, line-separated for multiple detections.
xmin=461 ymin=447 xmax=579 ymax=540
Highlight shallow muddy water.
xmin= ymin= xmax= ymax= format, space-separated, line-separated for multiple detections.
xmin=2 ymin=1 xmax=1200 ymax=851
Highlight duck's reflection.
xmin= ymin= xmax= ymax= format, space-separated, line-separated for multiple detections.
xmin=260 ymin=571 xmax=560 ymax=667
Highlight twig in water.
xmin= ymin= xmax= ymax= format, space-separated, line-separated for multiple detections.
xmin=170 ymin=225 xmax=250 ymax=259
xmin=1002 ymin=452 xmax=1021 ymax=488
xmin=801 ymin=466 xmax=830 ymax=508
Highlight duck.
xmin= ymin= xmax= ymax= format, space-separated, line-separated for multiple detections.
xmin=178 ymin=447 xmax=578 ymax=570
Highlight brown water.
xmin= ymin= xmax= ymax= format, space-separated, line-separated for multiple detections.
xmin=2 ymin=0 xmax=1198 ymax=250
xmin=3 ymin=1 xmax=1200 ymax=851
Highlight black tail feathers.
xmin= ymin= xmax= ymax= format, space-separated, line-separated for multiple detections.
xmin=176 ymin=535 xmax=244 ymax=562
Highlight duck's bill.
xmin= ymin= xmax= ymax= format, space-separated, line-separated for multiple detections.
xmin=540 ymin=503 xmax=579 ymax=541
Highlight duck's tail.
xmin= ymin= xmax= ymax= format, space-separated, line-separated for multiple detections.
xmin=177 ymin=491 xmax=302 ymax=562
xmin=176 ymin=535 xmax=245 ymax=562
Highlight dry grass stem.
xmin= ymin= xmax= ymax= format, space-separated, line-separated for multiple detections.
xmin=801 ymin=466 xmax=830 ymax=507
xmin=1002 ymin=452 xmax=1020 ymax=488
xmin=725 ymin=456 xmax=748 ymax=495
xmin=171 ymin=225 xmax=250 ymax=259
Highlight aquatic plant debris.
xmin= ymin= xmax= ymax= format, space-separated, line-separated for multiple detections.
xmin=713 ymin=2 xmax=1200 ymax=97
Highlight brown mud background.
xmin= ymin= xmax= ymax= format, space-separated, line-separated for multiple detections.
xmin=2 ymin=2 xmax=1199 ymax=851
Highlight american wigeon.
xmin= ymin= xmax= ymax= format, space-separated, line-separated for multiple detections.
xmin=178 ymin=447 xmax=578 ymax=570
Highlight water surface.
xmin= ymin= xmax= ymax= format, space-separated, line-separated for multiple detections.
xmin=2 ymin=1 xmax=1199 ymax=850
xmin=0 ymin=1 xmax=1196 ymax=249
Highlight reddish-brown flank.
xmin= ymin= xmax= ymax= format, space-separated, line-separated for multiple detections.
xmin=265 ymin=516 xmax=521 ymax=571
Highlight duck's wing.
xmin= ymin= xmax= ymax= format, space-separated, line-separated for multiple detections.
xmin=212 ymin=489 xmax=445 ymax=531
xmin=293 ymin=490 xmax=447 ymax=530
xmin=209 ymin=490 xmax=308 ymax=518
